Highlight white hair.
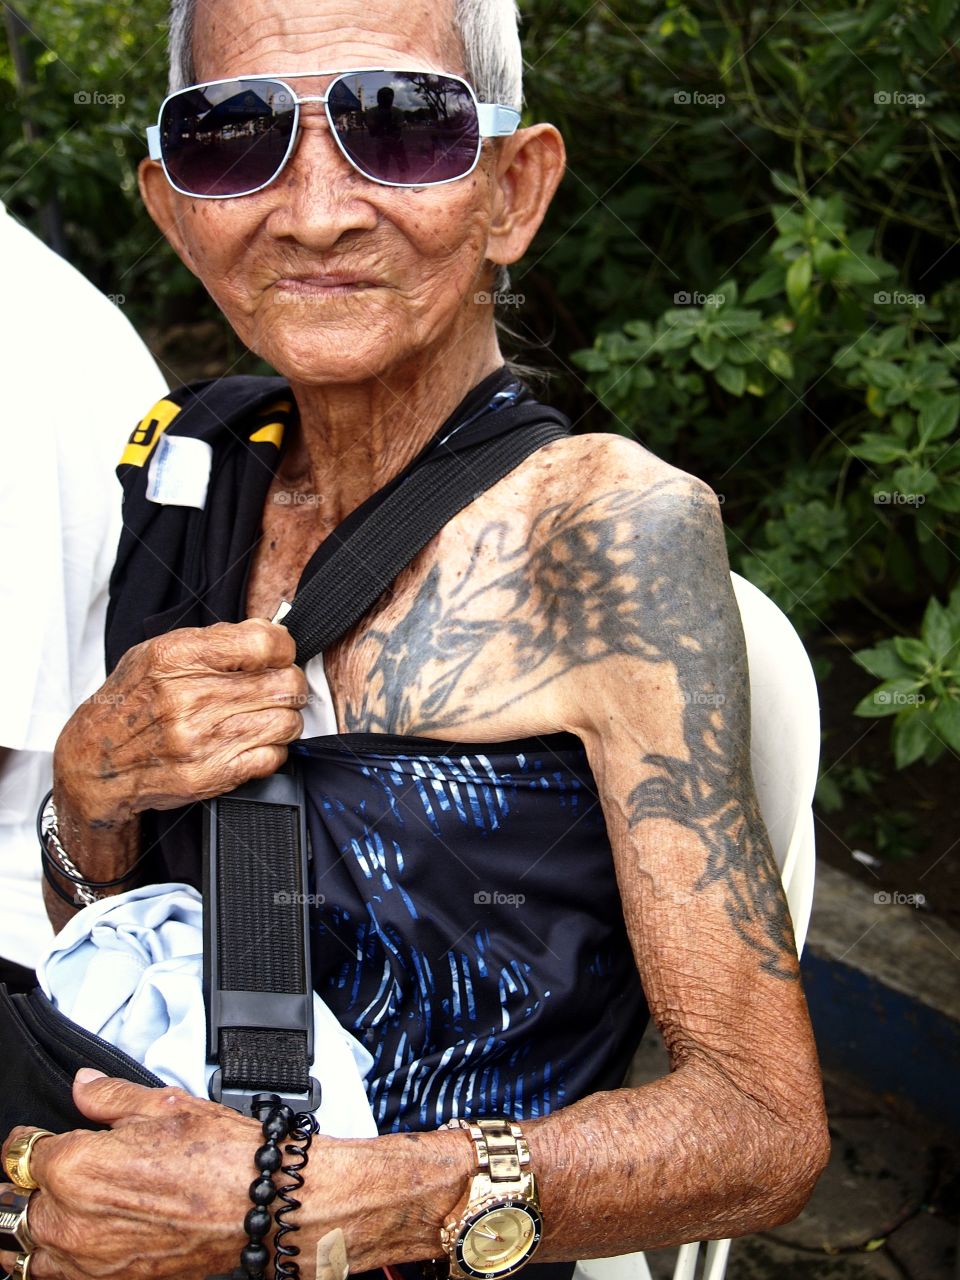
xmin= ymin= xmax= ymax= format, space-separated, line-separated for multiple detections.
xmin=166 ymin=0 xmax=523 ymax=108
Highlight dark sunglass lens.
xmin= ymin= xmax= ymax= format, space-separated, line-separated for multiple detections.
xmin=328 ymin=72 xmax=480 ymax=184
xmin=160 ymin=79 xmax=296 ymax=196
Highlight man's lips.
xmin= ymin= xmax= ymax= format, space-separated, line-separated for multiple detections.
xmin=272 ymin=273 xmax=383 ymax=294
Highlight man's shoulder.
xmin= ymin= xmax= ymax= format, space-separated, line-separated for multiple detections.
xmin=540 ymin=430 xmax=720 ymax=527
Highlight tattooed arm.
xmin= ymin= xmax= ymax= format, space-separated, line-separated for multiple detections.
xmin=521 ymin=462 xmax=829 ymax=1255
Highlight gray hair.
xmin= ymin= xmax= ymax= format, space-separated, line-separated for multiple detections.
xmin=167 ymin=0 xmax=523 ymax=107
xmin=166 ymin=0 xmax=522 ymax=309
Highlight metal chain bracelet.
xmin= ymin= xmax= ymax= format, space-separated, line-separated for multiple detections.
xmin=37 ymin=789 xmax=150 ymax=907
xmin=37 ymin=790 xmax=99 ymax=907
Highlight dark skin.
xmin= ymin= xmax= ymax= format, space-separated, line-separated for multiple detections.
xmin=4 ymin=1 xmax=830 ymax=1276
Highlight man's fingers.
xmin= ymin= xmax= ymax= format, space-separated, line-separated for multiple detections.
xmin=0 ymin=1128 xmax=58 ymax=1180
xmin=70 ymin=1072 xmax=187 ymax=1127
xmin=0 ymin=1248 xmax=70 ymax=1280
xmin=217 ymin=707 xmax=305 ymax=750
xmin=152 ymin=618 xmax=297 ymax=676
xmin=0 ymin=1183 xmax=56 ymax=1255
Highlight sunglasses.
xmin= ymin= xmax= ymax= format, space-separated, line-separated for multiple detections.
xmin=146 ymin=67 xmax=521 ymax=198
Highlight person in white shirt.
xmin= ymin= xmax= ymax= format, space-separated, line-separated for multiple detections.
xmin=0 ymin=200 xmax=166 ymax=989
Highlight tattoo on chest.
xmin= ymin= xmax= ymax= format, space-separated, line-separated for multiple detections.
xmin=339 ymin=485 xmax=660 ymax=734
xmin=340 ymin=480 xmax=798 ymax=979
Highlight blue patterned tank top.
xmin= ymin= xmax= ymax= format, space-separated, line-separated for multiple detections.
xmin=293 ymin=729 xmax=649 ymax=1133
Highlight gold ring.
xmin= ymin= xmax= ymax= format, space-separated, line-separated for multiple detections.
xmin=0 ymin=1187 xmax=37 ymax=1251
xmin=10 ymin=1251 xmax=34 ymax=1279
xmin=3 ymin=1131 xmax=55 ymax=1191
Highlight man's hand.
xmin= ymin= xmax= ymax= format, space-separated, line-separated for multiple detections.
xmin=43 ymin=618 xmax=307 ymax=929
xmin=55 ymin=618 xmax=307 ymax=828
xmin=0 ymin=1071 xmax=470 ymax=1280
xmin=0 ymin=1072 xmax=263 ymax=1280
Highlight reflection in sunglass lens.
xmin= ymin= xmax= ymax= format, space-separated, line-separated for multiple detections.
xmin=328 ymin=72 xmax=480 ymax=184
xmin=160 ymin=78 xmax=296 ymax=196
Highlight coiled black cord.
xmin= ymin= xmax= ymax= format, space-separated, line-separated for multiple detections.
xmin=274 ymin=1110 xmax=321 ymax=1279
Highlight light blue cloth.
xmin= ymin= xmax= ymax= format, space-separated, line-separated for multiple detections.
xmin=38 ymin=882 xmax=378 ymax=1137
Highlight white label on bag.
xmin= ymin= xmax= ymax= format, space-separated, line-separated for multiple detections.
xmin=146 ymin=435 xmax=213 ymax=509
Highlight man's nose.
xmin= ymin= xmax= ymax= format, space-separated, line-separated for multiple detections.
xmin=265 ymin=113 xmax=378 ymax=246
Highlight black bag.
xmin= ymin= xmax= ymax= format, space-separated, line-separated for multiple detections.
xmin=0 ymin=386 xmax=571 ymax=1137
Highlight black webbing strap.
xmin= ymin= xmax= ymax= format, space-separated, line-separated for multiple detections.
xmin=205 ymin=413 xmax=572 ymax=1115
xmin=284 ymin=416 xmax=572 ymax=665
xmin=205 ymin=770 xmax=321 ymax=1112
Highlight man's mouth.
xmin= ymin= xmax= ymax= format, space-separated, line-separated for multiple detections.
xmin=273 ymin=273 xmax=382 ymax=296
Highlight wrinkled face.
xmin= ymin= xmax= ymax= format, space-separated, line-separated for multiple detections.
xmin=152 ymin=0 xmax=506 ymax=384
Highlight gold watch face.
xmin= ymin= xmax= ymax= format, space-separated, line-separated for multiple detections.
xmin=457 ymin=1203 xmax=543 ymax=1278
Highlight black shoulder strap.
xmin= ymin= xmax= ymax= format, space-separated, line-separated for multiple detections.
xmin=284 ymin=403 xmax=569 ymax=664
xmin=205 ymin=405 xmax=571 ymax=1115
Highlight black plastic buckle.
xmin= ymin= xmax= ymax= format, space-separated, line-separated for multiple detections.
xmin=208 ymin=1069 xmax=322 ymax=1117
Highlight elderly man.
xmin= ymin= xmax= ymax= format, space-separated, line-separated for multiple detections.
xmin=0 ymin=0 xmax=829 ymax=1278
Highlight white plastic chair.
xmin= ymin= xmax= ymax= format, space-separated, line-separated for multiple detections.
xmin=573 ymin=571 xmax=821 ymax=1280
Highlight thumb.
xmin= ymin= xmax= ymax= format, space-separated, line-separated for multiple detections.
xmin=72 ymin=1069 xmax=184 ymax=1125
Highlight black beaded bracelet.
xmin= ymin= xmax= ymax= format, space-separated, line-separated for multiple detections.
xmin=238 ymin=1095 xmax=298 ymax=1280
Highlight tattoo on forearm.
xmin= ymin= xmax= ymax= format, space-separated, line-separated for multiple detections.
xmin=342 ymin=479 xmax=798 ymax=979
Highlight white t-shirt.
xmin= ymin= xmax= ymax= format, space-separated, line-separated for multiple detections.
xmin=0 ymin=203 xmax=167 ymax=969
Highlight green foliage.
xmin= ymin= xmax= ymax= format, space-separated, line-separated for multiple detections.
xmin=853 ymin=585 xmax=960 ymax=768
xmin=517 ymin=0 xmax=959 ymax=809
xmin=0 ymin=0 xmax=197 ymax=319
xmin=570 ymin=185 xmax=959 ymax=630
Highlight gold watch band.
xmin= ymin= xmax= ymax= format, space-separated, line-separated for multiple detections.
xmin=457 ymin=1118 xmax=532 ymax=1184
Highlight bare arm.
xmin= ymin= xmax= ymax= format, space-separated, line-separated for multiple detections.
xmin=524 ymin=471 xmax=828 ymax=1254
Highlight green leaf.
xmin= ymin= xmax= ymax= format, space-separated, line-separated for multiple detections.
xmin=853 ymin=645 xmax=911 ymax=680
xmin=572 ymin=348 xmax=610 ymax=373
xmin=862 ymin=359 xmax=904 ymax=389
xmin=932 ymin=483 xmax=960 ymax=513
xmin=771 ymin=170 xmax=803 ymax=198
xmin=714 ymin=278 xmax=738 ymax=307
xmin=691 ymin=341 xmax=724 ymax=371
xmin=892 ymin=463 xmax=938 ymax=497
xmin=835 ymin=253 xmax=896 ymax=284
xmin=893 ymin=711 xmax=933 ymax=769
xmin=623 ymin=319 xmax=654 ymax=345
xmin=743 ymin=266 xmax=784 ymax=304
xmin=933 ymin=699 xmax=960 ymax=752
xmin=767 ymin=346 xmax=794 ymax=379
xmin=812 ymin=244 xmax=845 ymax=280
xmin=855 ymin=677 xmax=922 ymax=718
xmin=854 ymin=435 xmax=907 ymax=464
xmin=893 ymin=636 xmax=931 ymax=670
xmin=929 ymin=0 xmax=960 ymax=32
xmin=918 ymin=394 xmax=960 ymax=444
xmin=631 ymin=365 xmax=657 ymax=390
xmin=922 ymin=597 xmax=957 ymax=661
xmin=786 ymin=252 xmax=813 ymax=311
xmin=715 ymin=362 xmax=747 ymax=396
xmin=815 ymin=773 xmax=844 ymax=814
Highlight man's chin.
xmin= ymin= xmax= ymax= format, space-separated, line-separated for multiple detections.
xmin=252 ymin=331 xmax=408 ymax=387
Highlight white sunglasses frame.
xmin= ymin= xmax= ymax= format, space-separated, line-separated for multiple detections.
xmin=146 ymin=67 xmax=521 ymax=198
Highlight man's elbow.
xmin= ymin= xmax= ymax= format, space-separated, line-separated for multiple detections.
xmin=747 ymin=1103 xmax=831 ymax=1231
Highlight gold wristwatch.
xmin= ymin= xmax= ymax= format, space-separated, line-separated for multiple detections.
xmin=440 ymin=1118 xmax=543 ymax=1280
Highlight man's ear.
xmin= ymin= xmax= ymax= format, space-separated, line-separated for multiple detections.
xmin=484 ymin=123 xmax=566 ymax=271
xmin=137 ymin=157 xmax=200 ymax=276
